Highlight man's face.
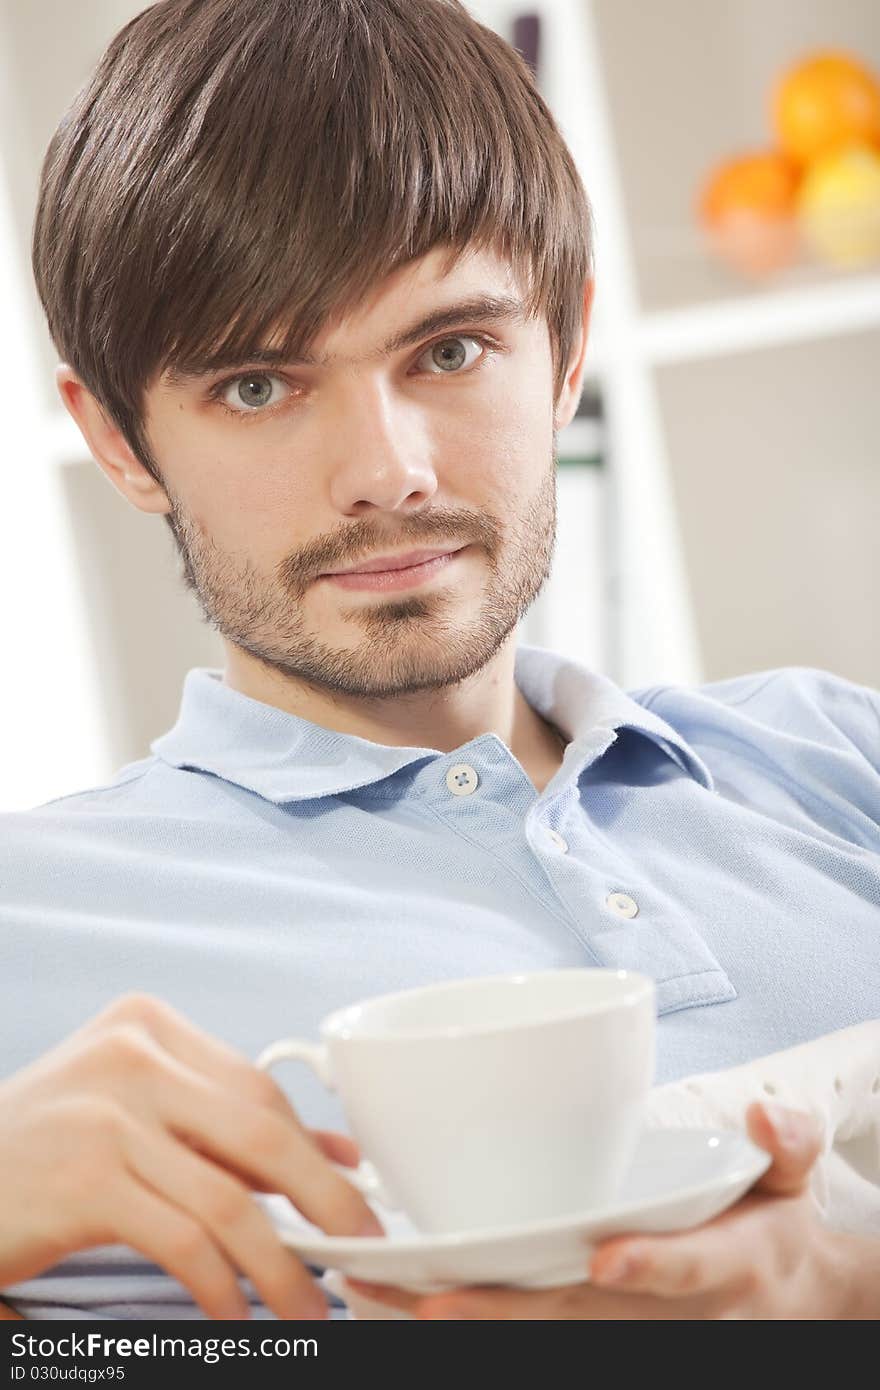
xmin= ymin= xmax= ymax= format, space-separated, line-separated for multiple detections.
xmin=144 ymin=245 xmax=565 ymax=701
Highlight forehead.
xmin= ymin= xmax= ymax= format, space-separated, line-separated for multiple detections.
xmin=158 ymin=244 xmax=537 ymax=389
xmin=315 ymin=243 xmax=526 ymax=345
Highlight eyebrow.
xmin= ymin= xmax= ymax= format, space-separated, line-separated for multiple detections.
xmin=164 ymin=293 xmax=528 ymax=386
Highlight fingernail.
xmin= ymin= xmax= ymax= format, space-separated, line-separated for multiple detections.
xmin=763 ymin=1101 xmax=802 ymax=1146
xmin=358 ymin=1211 xmax=385 ymax=1236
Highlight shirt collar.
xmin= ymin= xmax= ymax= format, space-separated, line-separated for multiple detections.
xmin=150 ymin=641 xmax=714 ymax=802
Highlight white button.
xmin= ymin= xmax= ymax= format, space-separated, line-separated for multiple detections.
xmin=446 ymin=763 xmax=480 ymax=796
xmin=547 ymin=829 xmax=568 ymax=852
xmin=606 ymin=892 xmax=639 ymax=919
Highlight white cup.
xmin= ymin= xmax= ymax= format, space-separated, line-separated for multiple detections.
xmin=256 ymin=968 xmax=655 ymax=1235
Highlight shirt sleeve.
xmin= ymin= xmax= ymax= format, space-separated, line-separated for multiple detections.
xmin=698 ymin=665 xmax=880 ymax=778
xmin=644 ymin=1018 xmax=880 ymax=1237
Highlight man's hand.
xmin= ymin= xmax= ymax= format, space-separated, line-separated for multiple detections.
xmin=0 ymin=993 xmax=382 ymax=1320
xmin=348 ymin=1101 xmax=856 ymax=1319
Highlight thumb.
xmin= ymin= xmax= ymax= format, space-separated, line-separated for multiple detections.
xmin=746 ymin=1100 xmax=824 ymax=1196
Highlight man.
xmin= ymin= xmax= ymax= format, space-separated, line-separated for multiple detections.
xmin=1 ymin=0 xmax=878 ymax=1320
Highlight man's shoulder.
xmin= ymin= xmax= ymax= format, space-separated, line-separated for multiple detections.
xmin=0 ymin=752 xmax=240 ymax=915
xmin=1 ymin=757 xmax=158 ymax=824
xmin=632 ymin=664 xmax=880 ymax=771
xmin=0 ymin=761 xmax=158 ymax=913
xmin=0 ymin=753 xmax=207 ymax=854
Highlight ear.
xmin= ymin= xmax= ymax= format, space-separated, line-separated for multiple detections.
xmin=55 ymin=365 xmax=171 ymax=516
xmin=552 ymin=277 xmax=595 ymax=432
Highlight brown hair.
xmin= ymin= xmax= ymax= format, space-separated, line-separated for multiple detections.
xmin=32 ymin=0 xmax=593 ymax=501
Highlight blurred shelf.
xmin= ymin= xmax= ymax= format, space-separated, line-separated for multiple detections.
xmin=589 ymin=0 xmax=880 ymax=318
xmin=586 ymin=269 xmax=880 ymax=370
xmin=626 ymin=215 xmax=880 ymax=309
xmin=637 ymin=269 xmax=880 ymax=364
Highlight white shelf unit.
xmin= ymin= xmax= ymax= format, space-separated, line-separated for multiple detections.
xmin=478 ymin=0 xmax=880 ymax=691
xmin=633 ymin=272 xmax=880 ymax=366
xmin=1 ymin=0 xmax=878 ymax=811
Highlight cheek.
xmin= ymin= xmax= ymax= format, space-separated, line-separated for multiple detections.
xmin=188 ymin=447 xmax=316 ymax=548
xmin=450 ymin=380 xmax=551 ymax=497
xmin=477 ymin=415 xmax=551 ymax=504
xmin=224 ymin=457 xmax=311 ymax=518
xmin=151 ymin=402 xmax=310 ymax=510
xmin=484 ymin=358 xmax=554 ymax=452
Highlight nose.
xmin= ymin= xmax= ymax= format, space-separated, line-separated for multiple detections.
xmin=325 ymin=378 xmax=439 ymax=513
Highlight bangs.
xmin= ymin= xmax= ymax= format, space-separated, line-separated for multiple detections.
xmin=33 ymin=0 xmax=593 ymax=459
xmin=151 ymin=1 xmax=587 ymax=384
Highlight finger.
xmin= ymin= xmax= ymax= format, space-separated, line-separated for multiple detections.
xmin=124 ymin=1121 xmax=327 ymax=1320
xmin=589 ymin=1103 xmax=825 ymax=1304
xmin=100 ymin=1171 xmax=253 ymax=1320
xmin=346 ymin=1281 xmax=569 ymax=1318
xmin=591 ymin=1234 xmax=729 ymax=1299
xmin=144 ymin=1048 xmax=383 ymax=1236
xmin=87 ymin=994 xmax=294 ymax=1118
xmin=746 ymin=1102 xmax=824 ymax=1196
xmin=308 ymin=1130 xmax=360 ymax=1167
xmin=345 ymin=1280 xmax=424 ymax=1314
xmin=81 ymin=999 xmax=382 ymax=1234
xmin=91 ymin=1000 xmax=366 ymax=1181
xmin=345 ymin=1279 xmax=718 ymax=1320
xmin=222 ymin=1128 xmax=360 ymax=1190
xmin=589 ymin=1188 xmax=779 ymax=1299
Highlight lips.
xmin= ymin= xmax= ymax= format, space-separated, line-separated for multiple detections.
xmin=324 ymin=546 xmax=463 ymax=575
xmin=320 ymin=548 xmax=468 ymax=593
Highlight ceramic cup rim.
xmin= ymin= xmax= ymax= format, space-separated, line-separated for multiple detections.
xmin=321 ymin=967 xmax=655 ymax=1044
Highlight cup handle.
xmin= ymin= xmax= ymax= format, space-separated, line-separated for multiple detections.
xmin=255 ymin=1036 xmax=398 ymax=1212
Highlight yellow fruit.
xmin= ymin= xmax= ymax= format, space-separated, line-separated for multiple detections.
xmin=797 ymin=144 xmax=880 ymax=267
xmin=773 ymin=51 xmax=880 ymax=165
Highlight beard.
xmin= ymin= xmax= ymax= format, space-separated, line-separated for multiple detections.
xmin=162 ymin=444 xmax=558 ymax=703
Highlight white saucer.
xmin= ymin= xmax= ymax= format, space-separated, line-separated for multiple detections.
xmin=259 ymin=1127 xmax=770 ymax=1294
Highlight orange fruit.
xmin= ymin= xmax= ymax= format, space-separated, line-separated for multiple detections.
xmin=773 ymin=51 xmax=880 ymax=165
xmin=697 ymin=150 xmax=801 ymax=276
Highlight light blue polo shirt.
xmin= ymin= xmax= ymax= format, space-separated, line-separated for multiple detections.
xmin=2 ymin=641 xmax=878 ymax=1318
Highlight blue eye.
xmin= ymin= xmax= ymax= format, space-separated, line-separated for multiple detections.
xmin=216 ymin=373 xmax=290 ymax=414
xmin=415 ymin=335 xmax=486 ymax=374
xmin=209 ymin=332 xmax=496 ymax=421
